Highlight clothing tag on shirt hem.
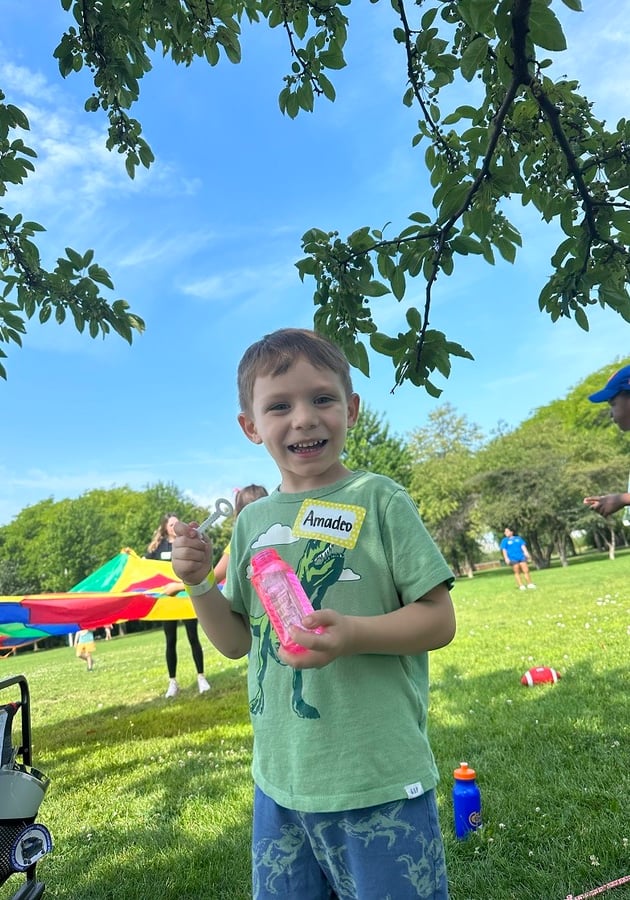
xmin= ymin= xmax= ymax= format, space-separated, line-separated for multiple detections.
xmin=404 ymin=781 xmax=425 ymax=800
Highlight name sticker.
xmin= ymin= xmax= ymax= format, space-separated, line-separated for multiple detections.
xmin=293 ymin=499 xmax=366 ymax=549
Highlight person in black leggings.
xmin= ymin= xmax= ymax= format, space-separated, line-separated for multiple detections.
xmin=145 ymin=512 xmax=210 ymax=698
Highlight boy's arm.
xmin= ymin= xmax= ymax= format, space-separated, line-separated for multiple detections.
xmin=171 ymin=522 xmax=250 ymax=659
xmin=282 ymin=583 xmax=455 ymax=668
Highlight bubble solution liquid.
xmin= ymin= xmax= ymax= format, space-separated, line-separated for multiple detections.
xmin=250 ymin=548 xmax=323 ymax=653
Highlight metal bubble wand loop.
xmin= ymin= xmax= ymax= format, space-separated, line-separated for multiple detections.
xmin=196 ymin=498 xmax=234 ymax=537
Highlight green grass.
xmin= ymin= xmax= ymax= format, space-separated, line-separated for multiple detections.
xmin=1 ymin=554 xmax=629 ymax=899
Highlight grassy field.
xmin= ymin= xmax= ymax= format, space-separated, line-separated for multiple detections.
xmin=1 ymin=552 xmax=629 ymax=899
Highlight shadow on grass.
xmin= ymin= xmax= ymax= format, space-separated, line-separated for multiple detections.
xmin=32 ymin=670 xmax=251 ymax=796
xmin=459 ymin=546 xmax=630 ymax=584
xmin=8 ymin=665 xmax=254 ymax=899
xmin=38 ymin=661 xmax=245 ymax=737
xmin=432 ymin=659 xmax=629 ymax=899
xmin=39 ymin=817 xmax=252 ymax=900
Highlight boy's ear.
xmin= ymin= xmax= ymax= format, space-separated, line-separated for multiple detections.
xmin=347 ymin=393 xmax=360 ymax=428
xmin=238 ymin=412 xmax=263 ymax=445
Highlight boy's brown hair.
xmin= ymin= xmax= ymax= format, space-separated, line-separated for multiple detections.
xmin=237 ymin=328 xmax=354 ymax=414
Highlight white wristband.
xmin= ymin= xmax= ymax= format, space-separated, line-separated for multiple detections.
xmin=183 ymin=573 xmax=216 ymax=597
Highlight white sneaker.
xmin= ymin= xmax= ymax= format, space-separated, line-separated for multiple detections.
xmin=519 ymin=584 xmax=526 ymax=591
xmin=527 ymin=583 xmax=537 ymax=590
xmin=165 ymin=678 xmax=179 ymax=699
xmin=197 ymin=675 xmax=211 ymax=694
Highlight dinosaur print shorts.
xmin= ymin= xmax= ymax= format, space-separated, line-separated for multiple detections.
xmin=252 ymin=786 xmax=449 ymax=899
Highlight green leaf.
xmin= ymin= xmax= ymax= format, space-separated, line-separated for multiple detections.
xmin=354 ymin=340 xmax=370 ymax=377
xmin=391 ymin=266 xmax=406 ymax=301
xmin=451 ymin=235 xmax=484 ymax=255
xmin=445 ymin=341 xmax=475 ymax=361
xmin=6 ymin=104 xmax=29 ymax=130
xmin=406 ymin=307 xmax=422 ymax=330
xmin=297 ymin=80 xmax=314 ymax=113
xmin=293 ymin=6 xmax=309 ymax=39
xmin=318 ymin=73 xmax=336 ymax=102
xmin=370 ymin=332 xmax=401 ymax=357
xmin=87 ymin=264 xmax=114 ymax=288
xmin=495 ymin=236 xmax=517 ymax=264
xmin=205 ymin=42 xmax=220 ymax=66
xmin=528 ymin=3 xmax=567 ymax=51
xmin=295 ymin=257 xmax=317 ymax=280
xmin=468 ymin=0 xmax=496 ymax=32
xmin=361 ymin=280 xmax=390 ymax=298
xmin=319 ymin=48 xmax=346 ymax=71
xmin=574 ymin=307 xmax=589 ymax=331
xmin=438 ymin=182 xmax=472 ymax=221
xmin=461 ymin=36 xmax=489 ymax=82
xmin=65 ymin=247 xmax=85 ymax=269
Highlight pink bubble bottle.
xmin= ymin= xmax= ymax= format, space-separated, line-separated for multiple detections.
xmin=250 ymin=548 xmax=322 ymax=653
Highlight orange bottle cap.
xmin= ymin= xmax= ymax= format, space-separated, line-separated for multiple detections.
xmin=454 ymin=762 xmax=477 ymax=779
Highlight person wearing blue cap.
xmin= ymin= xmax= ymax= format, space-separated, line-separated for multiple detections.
xmin=583 ymin=364 xmax=630 ymax=516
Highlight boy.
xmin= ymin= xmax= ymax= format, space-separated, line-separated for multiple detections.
xmin=499 ymin=526 xmax=536 ymax=590
xmin=584 ymin=364 xmax=630 ymax=516
xmin=172 ymin=328 xmax=456 ymax=899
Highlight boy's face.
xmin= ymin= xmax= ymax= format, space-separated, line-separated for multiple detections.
xmin=238 ymin=355 xmax=360 ymax=493
xmin=608 ymin=392 xmax=630 ymax=431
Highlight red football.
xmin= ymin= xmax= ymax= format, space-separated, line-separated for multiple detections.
xmin=521 ymin=666 xmax=561 ymax=686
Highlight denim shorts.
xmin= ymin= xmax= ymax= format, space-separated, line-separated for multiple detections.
xmin=252 ymin=786 xmax=449 ymax=900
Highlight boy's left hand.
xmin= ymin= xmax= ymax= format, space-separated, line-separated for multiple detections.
xmin=278 ymin=609 xmax=354 ymax=669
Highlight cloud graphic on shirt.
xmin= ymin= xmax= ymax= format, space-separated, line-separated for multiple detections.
xmin=339 ymin=568 xmax=360 ymax=581
xmin=251 ymin=524 xmax=298 ymax=549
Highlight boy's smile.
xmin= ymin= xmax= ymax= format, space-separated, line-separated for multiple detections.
xmin=238 ymin=355 xmax=360 ymax=492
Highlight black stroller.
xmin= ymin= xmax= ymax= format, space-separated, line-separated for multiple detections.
xmin=0 ymin=674 xmax=52 ymax=899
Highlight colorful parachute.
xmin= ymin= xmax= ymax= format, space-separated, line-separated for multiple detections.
xmin=0 ymin=549 xmax=196 ymax=651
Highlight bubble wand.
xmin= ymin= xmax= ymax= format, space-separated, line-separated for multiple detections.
xmin=196 ymin=498 xmax=234 ymax=537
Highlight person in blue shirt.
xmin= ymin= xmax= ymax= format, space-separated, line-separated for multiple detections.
xmin=583 ymin=364 xmax=630 ymax=517
xmin=500 ymin=527 xmax=536 ymax=590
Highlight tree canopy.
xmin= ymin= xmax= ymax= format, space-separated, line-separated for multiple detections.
xmin=0 ymin=482 xmax=219 ymax=594
xmin=1 ymin=1 xmax=629 ymax=387
xmin=1 ymin=361 xmax=629 ymax=585
xmin=342 ymin=405 xmax=413 ymax=486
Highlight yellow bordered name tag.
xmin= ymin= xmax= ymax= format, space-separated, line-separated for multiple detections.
xmin=293 ymin=499 xmax=365 ymax=549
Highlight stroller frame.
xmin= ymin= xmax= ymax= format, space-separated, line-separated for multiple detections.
xmin=0 ymin=673 xmax=51 ymax=900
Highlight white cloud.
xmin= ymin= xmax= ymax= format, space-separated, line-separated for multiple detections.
xmin=339 ymin=567 xmax=360 ymax=581
xmin=118 ymin=229 xmax=218 ymax=269
xmin=181 ymin=259 xmax=300 ymax=302
xmin=252 ymin=525 xmax=298 ymax=549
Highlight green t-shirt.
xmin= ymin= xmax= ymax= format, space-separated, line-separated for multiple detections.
xmin=225 ymin=470 xmax=454 ymax=813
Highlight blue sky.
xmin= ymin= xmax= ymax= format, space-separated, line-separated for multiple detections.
xmin=1 ymin=2 xmax=629 ymax=526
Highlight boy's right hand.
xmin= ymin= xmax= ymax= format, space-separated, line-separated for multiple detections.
xmin=172 ymin=521 xmax=213 ymax=586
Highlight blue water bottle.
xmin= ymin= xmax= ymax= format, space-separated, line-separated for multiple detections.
xmin=453 ymin=762 xmax=482 ymax=839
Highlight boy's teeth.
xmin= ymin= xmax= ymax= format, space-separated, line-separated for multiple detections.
xmin=291 ymin=440 xmax=322 ymax=450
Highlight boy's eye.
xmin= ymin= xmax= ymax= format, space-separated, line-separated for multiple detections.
xmin=315 ymin=395 xmax=334 ymax=405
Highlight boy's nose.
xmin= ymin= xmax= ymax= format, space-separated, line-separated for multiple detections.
xmin=292 ymin=403 xmax=318 ymax=429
